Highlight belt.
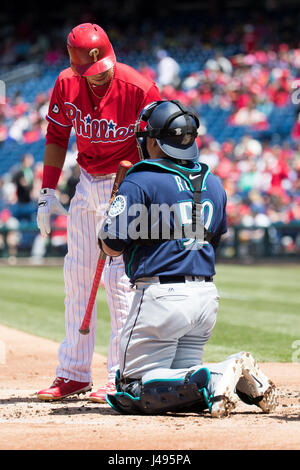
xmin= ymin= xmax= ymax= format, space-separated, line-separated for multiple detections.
xmin=90 ymin=173 xmax=116 ymax=180
xmin=135 ymin=275 xmax=213 ymax=285
xmin=159 ymin=275 xmax=213 ymax=284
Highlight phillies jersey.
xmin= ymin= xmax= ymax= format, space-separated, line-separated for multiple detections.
xmin=101 ymin=160 xmax=227 ymax=283
xmin=45 ymin=62 xmax=161 ymax=174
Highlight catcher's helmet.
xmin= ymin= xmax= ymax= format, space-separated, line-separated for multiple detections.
xmin=67 ymin=23 xmax=116 ymax=76
xmin=135 ymin=100 xmax=199 ymax=161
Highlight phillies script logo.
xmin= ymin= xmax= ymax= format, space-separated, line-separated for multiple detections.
xmin=65 ymin=102 xmax=135 ymax=143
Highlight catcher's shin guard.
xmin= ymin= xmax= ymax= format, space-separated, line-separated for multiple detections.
xmin=105 ymin=391 xmax=142 ymax=414
xmin=115 ymin=369 xmax=121 ymax=392
xmin=105 ymin=368 xmax=211 ymax=415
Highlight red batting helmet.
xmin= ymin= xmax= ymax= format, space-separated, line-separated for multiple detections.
xmin=67 ymin=23 xmax=116 ymax=76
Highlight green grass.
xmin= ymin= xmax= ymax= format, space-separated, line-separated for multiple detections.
xmin=0 ymin=265 xmax=111 ymax=356
xmin=204 ymin=264 xmax=300 ymax=362
xmin=0 ymin=264 xmax=299 ymax=361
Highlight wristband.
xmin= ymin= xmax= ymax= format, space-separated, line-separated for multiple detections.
xmin=42 ymin=165 xmax=62 ymax=189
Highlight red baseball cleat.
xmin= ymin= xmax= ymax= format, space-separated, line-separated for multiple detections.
xmin=89 ymin=382 xmax=116 ymax=403
xmin=37 ymin=377 xmax=93 ymax=401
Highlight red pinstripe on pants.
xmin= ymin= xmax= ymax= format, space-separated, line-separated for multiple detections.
xmin=56 ymin=169 xmax=133 ymax=383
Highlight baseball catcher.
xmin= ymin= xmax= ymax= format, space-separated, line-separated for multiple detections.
xmin=97 ymin=100 xmax=277 ymax=416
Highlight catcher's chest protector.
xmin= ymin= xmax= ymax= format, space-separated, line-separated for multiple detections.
xmin=126 ymin=159 xmax=212 ymax=244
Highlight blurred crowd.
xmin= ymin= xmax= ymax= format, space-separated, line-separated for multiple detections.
xmin=0 ymin=90 xmax=49 ymax=146
xmin=0 ymin=148 xmax=79 ymax=262
xmin=2 ymin=42 xmax=300 ymax=145
xmin=0 ymin=6 xmax=300 ymax=260
xmin=1 ymin=132 xmax=299 ymax=261
xmin=158 ymin=46 xmax=299 ymax=125
xmin=1 ymin=4 xmax=300 ymax=67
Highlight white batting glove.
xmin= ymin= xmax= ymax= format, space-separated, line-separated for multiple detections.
xmin=37 ymin=188 xmax=68 ymax=238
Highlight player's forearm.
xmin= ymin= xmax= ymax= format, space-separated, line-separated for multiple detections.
xmin=42 ymin=144 xmax=67 ymax=189
xmin=44 ymin=143 xmax=67 ymax=169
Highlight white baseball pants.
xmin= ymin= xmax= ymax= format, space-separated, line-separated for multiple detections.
xmin=56 ymin=169 xmax=133 ymax=383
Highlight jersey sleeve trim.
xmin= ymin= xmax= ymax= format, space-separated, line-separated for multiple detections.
xmin=46 ymin=115 xmax=73 ymax=128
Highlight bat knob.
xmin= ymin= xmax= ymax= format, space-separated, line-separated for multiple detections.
xmin=79 ymin=327 xmax=90 ymax=335
xmin=120 ymin=160 xmax=133 ymax=168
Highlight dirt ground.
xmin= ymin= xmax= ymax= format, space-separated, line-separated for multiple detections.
xmin=0 ymin=324 xmax=299 ymax=451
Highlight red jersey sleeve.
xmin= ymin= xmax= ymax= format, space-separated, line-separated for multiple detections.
xmin=45 ymin=75 xmax=72 ymax=149
xmin=137 ymin=83 xmax=161 ymax=114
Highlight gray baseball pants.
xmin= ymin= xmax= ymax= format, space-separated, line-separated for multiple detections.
xmin=118 ymin=276 xmax=220 ymax=388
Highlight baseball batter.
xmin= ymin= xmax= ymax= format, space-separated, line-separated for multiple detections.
xmin=36 ymin=23 xmax=161 ymax=402
xmin=99 ymin=100 xmax=277 ymax=417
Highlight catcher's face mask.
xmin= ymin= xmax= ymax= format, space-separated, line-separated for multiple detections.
xmin=134 ymin=100 xmax=200 ymax=161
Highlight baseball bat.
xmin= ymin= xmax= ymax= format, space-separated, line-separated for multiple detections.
xmin=79 ymin=160 xmax=133 ymax=335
